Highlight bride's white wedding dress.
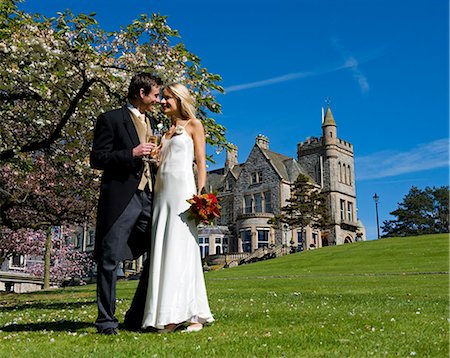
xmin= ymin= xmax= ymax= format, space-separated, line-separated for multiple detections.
xmin=141 ymin=128 xmax=214 ymax=329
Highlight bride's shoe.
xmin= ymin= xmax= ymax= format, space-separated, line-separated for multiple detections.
xmin=158 ymin=323 xmax=185 ymax=333
xmin=185 ymin=323 xmax=203 ymax=332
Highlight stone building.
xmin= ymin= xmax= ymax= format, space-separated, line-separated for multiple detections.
xmin=0 ymin=106 xmax=366 ymax=292
xmin=202 ymin=106 xmax=366 ymax=255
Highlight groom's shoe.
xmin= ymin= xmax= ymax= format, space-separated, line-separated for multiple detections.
xmin=98 ymin=327 xmax=119 ymax=335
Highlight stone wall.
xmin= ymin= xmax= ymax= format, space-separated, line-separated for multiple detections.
xmin=233 ymin=145 xmax=284 ymax=247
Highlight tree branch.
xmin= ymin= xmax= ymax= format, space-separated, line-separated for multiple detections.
xmin=0 ymin=78 xmax=96 ymax=160
xmin=0 ymin=89 xmax=43 ymax=101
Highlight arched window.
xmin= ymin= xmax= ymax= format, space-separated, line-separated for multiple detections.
xmin=347 ymin=165 xmax=351 ymax=185
xmin=342 ymin=164 xmax=346 ymax=184
xmin=315 ymin=163 xmax=321 ymax=184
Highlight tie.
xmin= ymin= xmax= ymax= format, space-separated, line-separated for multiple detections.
xmin=129 ymin=110 xmax=152 ymax=192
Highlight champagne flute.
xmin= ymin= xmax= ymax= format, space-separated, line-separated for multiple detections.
xmin=144 ymin=133 xmax=161 ymax=163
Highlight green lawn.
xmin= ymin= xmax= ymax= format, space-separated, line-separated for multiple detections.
xmin=0 ymin=234 xmax=448 ymax=357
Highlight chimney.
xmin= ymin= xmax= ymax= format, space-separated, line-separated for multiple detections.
xmin=225 ymin=144 xmax=238 ymax=173
xmin=255 ymin=134 xmax=269 ymax=149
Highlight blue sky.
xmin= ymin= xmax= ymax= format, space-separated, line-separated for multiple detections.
xmin=21 ymin=0 xmax=449 ymax=240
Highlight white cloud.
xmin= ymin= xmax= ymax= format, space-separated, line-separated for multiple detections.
xmin=224 ymin=72 xmax=313 ymax=93
xmin=356 ymin=138 xmax=449 ymax=180
xmin=224 ymin=60 xmax=360 ymax=94
xmin=332 ymin=38 xmax=370 ymax=94
xmin=223 ymin=42 xmax=376 ymax=94
xmin=345 ymin=56 xmax=369 ymax=93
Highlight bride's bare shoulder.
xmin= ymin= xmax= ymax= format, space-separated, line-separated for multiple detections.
xmin=188 ymin=118 xmax=204 ymax=132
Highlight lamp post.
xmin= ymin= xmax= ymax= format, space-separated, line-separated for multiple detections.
xmin=373 ymin=193 xmax=380 ymax=239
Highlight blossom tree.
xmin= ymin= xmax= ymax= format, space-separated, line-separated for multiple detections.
xmin=0 ymin=227 xmax=46 ymax=261
xmin=0 ymin=0 xmax=226 ymax=165
xmin=0 ymin=226 xmax=93 ymax=286
xmin=0 ymin=1 xmax=228 ymax=287
xmin=0 ymin=154 xmax=96 ymax=288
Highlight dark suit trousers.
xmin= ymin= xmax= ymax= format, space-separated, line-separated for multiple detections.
xmin=95 ymin=190 xmax=152 ymax=331
xmin=123 ymin=257 xmax=151 ymax=330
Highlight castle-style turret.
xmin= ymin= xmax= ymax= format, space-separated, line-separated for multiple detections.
xmin=296 ymin=104 xmax=364 ymax=245
xmin=322 ymin=106 xmax=338 ymax=158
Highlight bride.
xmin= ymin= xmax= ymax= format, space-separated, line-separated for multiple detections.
xmin=141 ymin=83 xmax=214 ymax=332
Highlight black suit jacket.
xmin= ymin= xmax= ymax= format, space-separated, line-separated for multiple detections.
xmin=90 ymin=106 xmax=156 ymax=261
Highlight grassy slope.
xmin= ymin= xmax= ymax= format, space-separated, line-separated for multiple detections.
xmin=0 ymin=233 xmax=448 ymax=357
xmin=210 ymin=233 xmax=449 ymax=278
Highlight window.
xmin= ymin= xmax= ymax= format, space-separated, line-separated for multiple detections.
xmin=251 ymin=171 xmax=263 ymax=184
xmin=199 ymin=237 xmax=210 ymax=258
xmin=219 ymin=207 xmax=227 ymax=225
xmin=264 ymin=191 xmax=272 ymax=213
xmin=215 ymin=237 xmax=221 ymax=244
xmin=338 ymin=162 xmax=342 ymax=182
xmin=10 ymin=254 xmax=25 ymax=269
xmin=343 ymin=164 xmax=347 ymax=184
xmin=224 ymin=204 xmax=233 ymax=224
xmin=315 ymin=161 xmax=322 ymax=185
xmin=347 ymin=202 xmax=353 ymax=222
xmin=241 ymin=230 xmax=252 ymax=252
xmin=257 ymin=229 xmax=269 ymax=248
xmin=312 ymin=232 xmax=318 ymax=245
xmin=243 ymin=191 xmax=272 ymax=214
xmin=340 ymin=199 xmax=346 ymax=221
xmin=347 ymin=165 xmax=352 ymax=185
xmin=219 ymin=237 xmax=229 ymax=254
xmin=87 ymin=230 xmax=95 ymax=246
xmin=254 ymin=193 xmax=262 ymax=212
xmin=215 ymin=246 xmax=221 ymax=254
xmin=74 ymin=232 xmax=82 ymax=249
xmin=251 ymin=172 xmax=258 ymax=184
xmin=244 ymin=195 xmax=253 ymax=213
xmin=297 ymin=231 xmax=304 ymax=252
xmin=226 ymin=177 xmax=233 ymax=191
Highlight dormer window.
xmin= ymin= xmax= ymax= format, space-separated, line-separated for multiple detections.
xmin=251 ymin=171 xmax=262 ymax=184
xmin=225 ymin=177 xmax=233 ymax=191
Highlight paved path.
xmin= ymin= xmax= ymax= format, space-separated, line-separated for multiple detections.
xmin=208 ymin=271 xmax=449 ymax=280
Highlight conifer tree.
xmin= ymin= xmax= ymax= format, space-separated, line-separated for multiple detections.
xmin=381 ymin=186 xmax=449 ymax=237
xmin=269 ymin=174 xmax=329 ymax=251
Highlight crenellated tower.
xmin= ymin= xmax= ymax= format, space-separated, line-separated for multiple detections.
xmin=297 ymin=105 xmax=365 ymax=246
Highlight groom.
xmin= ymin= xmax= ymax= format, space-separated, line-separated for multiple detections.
xmin=90 ymin=73 xmax=162 ymax=335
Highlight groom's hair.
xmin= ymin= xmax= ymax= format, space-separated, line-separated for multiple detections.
xmin=127 ymin=73 xmax=162 ymax=100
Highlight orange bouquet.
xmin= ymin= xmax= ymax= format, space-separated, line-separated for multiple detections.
xmin=186 ymin=193 xmax=221 ymax=225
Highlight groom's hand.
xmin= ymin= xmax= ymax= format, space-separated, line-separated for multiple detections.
xmin=133 ymin=143 xmax=156 ymax=158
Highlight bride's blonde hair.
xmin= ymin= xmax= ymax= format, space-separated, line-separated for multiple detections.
xmin=165 ymin=83 xmax=197 ymax=119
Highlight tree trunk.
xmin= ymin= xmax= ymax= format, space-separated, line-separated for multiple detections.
xmin=43 ymin=227 xmax=52 ymax=289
